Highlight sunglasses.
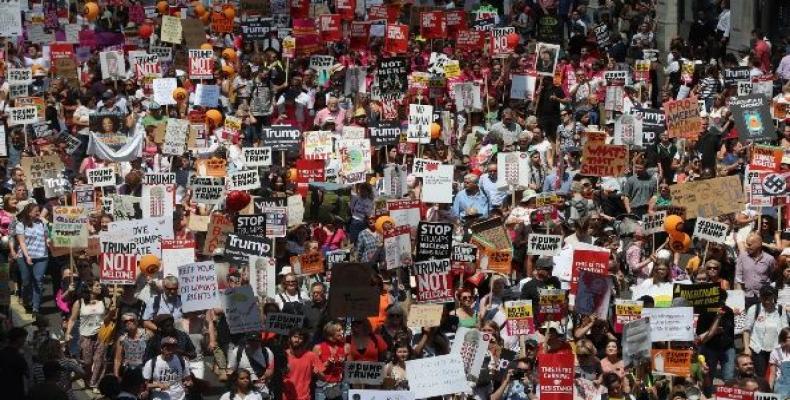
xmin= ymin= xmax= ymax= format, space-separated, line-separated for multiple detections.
xmin=460 ymin=296 xmax=474 ymax=300
xmin=123 ymin=319 xmax=136 ymax=323
xmin=285 ymin=280 xmax=297 ymax=284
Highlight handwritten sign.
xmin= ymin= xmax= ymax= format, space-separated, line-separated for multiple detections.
xmin=664 ymin=97 xmax=703 ymax=139
xmin=178 ymin=262 xmax=220 ymax=312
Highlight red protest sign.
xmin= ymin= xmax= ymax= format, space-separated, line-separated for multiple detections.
xmin=385 ymin=24 xmax=409 ymax=54
xmin=99 ymin=241 xmax=138 ymax=285
xmin=50 ymin=43 xmax=75 ymax=61
xmin=538 ymin=353 xmax=574 ymax=400
xmin=293 ymin=19 xmax=321 ymax=56
xmin=296 ymin=159 xmax=325 ymax=197
xmin=319 ymin=14 xmax=342 ymax=42
xmin=444 ymin=10 xmax=467 ymax=38
xmin=420 ymin=11 xmax=446 ymax=39
xmin=570 ymin=249 xmax=610 ymax=294
xmin=411 ymin=259 xmax=454 ymax=303
xmin=210 ymin=12 xmax=233 ymax=33
xmin=369 ymin=5 xmax=400 ymax=23
xmin=188 ymin=49 xmax=214 ymax=80
xmin=291 ymin=0 xmax=310 ymax=19
xmin=750 ymin=144 xmax=783 ymax=172
xmin=336 ymin=0 xmax=355 ymax=21
xmin=715 ymin=386 xmax=754 ymax=400
xmin=350 ymin=22 xmax=370 ymax=51
xmin=456 ymin=30 xmax=486 ymax=51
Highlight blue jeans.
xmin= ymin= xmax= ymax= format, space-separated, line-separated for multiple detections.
xmin=18 ymin=257 xmax=47 ymax=312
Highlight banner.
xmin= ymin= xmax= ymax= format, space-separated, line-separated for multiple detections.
xmin=225 ymin=285 xmax=263 ymax=334
xmin=406 ymin=355 xmax=468 ymax=399
xmin=693 ymin=217 xmax=729 ymax=243
xmin=178 ymin=262 xmax=220 ymax=313
xmin=537 ymin=353 xmax=574 ymax=400
xmin=412 ymin=259 xmax=454 ymax=303
xmin=730 ymin=94 xmax=775 ymax=143
xmin=664 ymin=97 xmax=703 ymax=139
xmin=99 ymin=240 xmax=138 ymax=285
xmin=641 ymin=307 xmax=695 ymax=342
xmin=416 ymin=222 xmax=453 ymax=261
xmin=344 ymin=362 xmax=385 ymax=385
xmin=527 ymin=234 xmax=562 ymax=256
xmin=263 ymin=312 xmax=305 ymax=335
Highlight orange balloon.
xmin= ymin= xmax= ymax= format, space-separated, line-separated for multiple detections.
xmin=669 ymin=233 xmax=692 ymax=253
xmin=221 ymin=48 xmax=237 ymax=61
xmin=157 ymin=0 xmax=169 ymax=14
xmin=200 ymin=43 xmax=213 ymax=50
xmin=223 ymin=6 xmax=236 ymax=19
xmin=172 ymin=87 xmax=188 ymax=102
xmin=221 ymin=64 xmax=235 ymax=75
xmin=668 ymin=229 xmax=686 ymax=241
xmin=663 ymin=214 xmax=684 ymax=233
xmin=430 ymin=123 xmax=441 ymax=139
xmin=83 ymin=2 xmax=100 ymax=20
xmin=205 ymin=109 xmax=223 ymax=126
xmin=139 ymin=254 xmax=161 ymax=275
xmin=194 ymin=3 xmax=206 ymax=16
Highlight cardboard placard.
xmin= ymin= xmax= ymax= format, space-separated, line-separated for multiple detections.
xmin=406 ymin=355 xmax=469 ymax=399
xmin=51 ymin=206 xmax=88 ymax=248
xmin=537 ymin=353 xmax=574 ymax=400
xmin=673 ymin=282 xmax=723 ymax=313
xmin=641 ymin=307 xmax=695 ymax=342
xmin=178 ymin=262 xmax=220 ymax=313
xmin=344 ymin=362 xmax=385 ymax=385
xmin=614 ymin=300 xmax=643 ymax=333
xmin=161 ymin=239 xmax=196 ymax=277
xmin=669 ymin=175 xmax=744 ymax=219
xmin=407 ymin=303 xmax=444 ymax=328
xmin=527 ymin=234 xmax=562 ymax=256
xmin=416 ymin=222 xmax=453 ymax=261
xmin=692 ymin=217 xmax=729 ymax=243
xmin=580 ymin=143 xmax=628 ymax=176
xmin=263 ymin=312 xmax=305 ymax=335
xmin=651 ymin=349 xmax=693 ymax=377
xmin=384 ymin=225 xmax=413 ymax=270
xmin=99 ymin=240 xmax=138 ymax=285
xmin=664 ymin=96 xmax=703 ymax=139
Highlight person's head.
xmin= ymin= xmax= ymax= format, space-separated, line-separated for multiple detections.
xmin=633 ymin=162 xmax=646 ymax=176
xmin=745 ymin=233 xmax=763 ymax=256
xmin=779 ymin=327 xmax=790 ymax=349
xmin=98 ymin=374 xmax=121 ymax=398
xmin=327 ymin=97 xmax=339 ymax=111
xmin=120 ymin=368 xmax=145 ymax=395
xmin=603 ymin=372 xmax=623 ymax=396
xmin=153 ymin=314 xmax=175 ymax=333
xmin=735 ymin=353 xmax=755 ymax=376
xmin=323 ymin=321 xmax=345 ymax=343
xmin=480 ymin=320 xmax=502 ymax=343
xmin=385 ymin=304 xmax=405 ymax=326
xmin=282 ymin=272 xmax=299 ymax=292
xmin=463 ymin=173 xmax=479 ymax=192
xmin=226 ymin=271 xmax=242 ymax=288
xmin=19 ymin=202 xmax=40 ymax=225
xmin=393 ymin=340 xmax=412 ymax=362
xmin=351 ymin=318 xmax=373 ymax=336
xmin=163 ymin=275 xmax=179 ymax=298
xmin=288 ymin=329 xmax=309 ymax=349
xmin=490 ymin=275 xmax=506 ymax=296
xmin=37 ymin=338 xmax=64 ymax=362
xmin=231 ymin=368 xmax=253 ymax=392
xmin=534 ymin=257 xmax=553 ymax=280
xmin=604 ymin=340 xmax=619 ymax=358
xmin=457 ymin=287 xmax=475 ymax=308
xmin=704 ymin=260 xmax=721 ymax=280
xmin=759 ymin=285 xmax=777 ymax=309
xmin=121 ymin=312 xmax=139 ymax=332
xmin=160 ymin=336 xmax=178 ymax=359
xmin=3 ymin=194 xmax=17 ymax=213
xmin=560 ymin=108 xmax=572 ymax=121
xmin=575 ymin=338 xmax=597 ymax=358
xmin=652 ymin=260 xmax=670 ymax=282
xmin=502 ymin=108 xmax=514 ymax=124
xmin=310 ymin=281 xmax=326 ymax=303
xmin=486 ymin=162 xmax=497 ymax=180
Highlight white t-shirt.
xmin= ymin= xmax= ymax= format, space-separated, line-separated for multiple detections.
xmin=142 ymin=355 xmax=189 ymax=400
xmin=228 ymin=346 xmax=275 ymax=381
xmin=219 ymin=391 xmax=264 ymax=400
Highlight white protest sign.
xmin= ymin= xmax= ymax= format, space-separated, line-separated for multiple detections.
xmin=229 ymin=169 xmax=261 ymax=191
xmin=497 ymin=152 xmax=530 ymax=187
xmin=450 ymin=327 xmax=490 ymax=382
xmin=160 ymin=15 xmax=183 ymax=44
xmin=344 ymin=361 xmax=385 ymax=385
xmin=106 ymin=219 xmax=169 ymax=256
xmin=303 ymin=131 xmax=334 ymax=160
xmin=190 ymin=176 xmax=226 ymax=204
xmin=527 ymin=234 xmax=562 ymax=256
xmin=7 ymin=68 xmax=32 ymax=85
xmin=195 ymin=84 xmax=220 ymax=107
xmin=727 ymin=289 xmax=746 ymax=335
xmin=161 ymin=239 xmax=196 ymax=278
xmin=224 ymin=285 xmax=263 ymax=334
xmin=249 ymin=256 xmax=277 ymax=299
xmin=263 ymin=312 xmax=305 ymax=335
xmin=406 ymin=354 xmax=470 ymax=399
xmin=8 ymin=106 xmax=38 ymax=125
xmin=693 ymin=217 xmax=729 ymax=244
xmin=641 ymin=211 xmax=666 ymax=235
xmin=86 ymin=167 xmax=116 ymax=188
xmin=0 ymin=0 xmax=23 ymax=38
xmin=99 ymin=51 xmax=126 ymax=80
xmin=407 ymin=104 xmax=432 ymax=144
xmin=421 ymin=164 xmax=454 ymax=203
xmin=642 ymin=307 xmax=694 ymax=342
xmin=621 ymin=317 xmax=651 ymax=367
xmin=412 ymin=158 xmax=441 ymax=177
xmin=152 ymin=78 xmax=178 ymax=105
xmin=178 ymin=262 xmax=220 ymax=313
xmin=162 ymin=119 xmax=189 ymax=155
xmin=242 ymin=147 xmax=272 ymax=167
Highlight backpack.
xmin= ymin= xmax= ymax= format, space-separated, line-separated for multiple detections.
xmin=279 ymin=292 xmax=305 ymax=315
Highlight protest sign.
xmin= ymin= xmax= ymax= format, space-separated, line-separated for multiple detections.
xmin=99 ymin=240 xmax=138 ymax=285
xmin=383 ymin=225 xmax=413 ymax=270
xmin=664 ymin=97 xmax=703 ymax=139
xmin=730 ymin=94 xmax=776 ymax=143
xmin=263 ymin=313 xmax=305 ymax=335
xmin=715 ymin=386 xmax=755 ymax=400
xmin=470 ymin=217 xmax=512 ymax=251
xmin=349 ymin=391 xmax=414 ymax=400
xmin=225 ymin=285 xmax=263 ymax=334
xmin=263 ymin=125 xmax=302 ymax=151
xmin=670 ymin=175 xmax=744 ymax=219
xmin=224 ymin=234 xmax=273 ymax=264
xmin=406 ymin=354 xmax=468 ymax=399
xmin=412 ymin=259 xmax=454 ymax=303
xmin=8 ymin=106 xmax=38 ymax=125
xmin=580 ymin=142 xmax=628 ymax=176
xmin=416 ymin=222 xmax=453 ymax=261
xmin=388 ymin=199 xmax=421 ymax=228
xmin=537 ymin=353 xmax=574 ymax=400
xmin=345 ymin=362 xmax=385 ymax=385
xmin=651 ymin=349 xmax=693 ymax=377
xmin=420 ymin=10 xmax=446 ymax=39
xmin=497 ymin=152 xmax=530 ymax=186
xmin=261 ymin=207 xmax=287 ymax=238
xmin=99 ymin=51 xmax=125 ymax=80
xmin=242 ymin=147 xmax=272 ymax=167
xmin=161 ymin=239 xmax=196 ymax=277
xmin=203 ymin=213 xmax=235 ymax=255
xmin=754 ymin=393 xmax=780 ymax=400
xmin=152 ymin=78 xmax=178 ymax=106
xmin=291 ymin=252 xmax=324 ymax=275
xmin=86 ymin=167 xmax=115 ymax=188
xmin=337 ymin=138 xmax=372 ymax=184
xmin=162 ymin=118 xmax=189 ymax=155
xmin=642 ymin=307 xmax=694 ymax=342
xmin=451 ymin=327 xmax=490 ymax=382
xmin=452 ymin=244 xmax=478 ymax=263
xmin=228 ymin=169 xmax=261 ymax=192
xmin=328 ymin=263 xmax=380 ymax=318
xmin=576 ymin=270 xmax=612 ymax=319
xmin=673 ymin=282 xmax=722 ymax=313
xmin=384 ymin=24 xmax=409 ymax=54
xmin=621 ymin=318 xmax=651 ymax=366
xmin=421 ymin=165 xmax=454 ymax=203
xmin=693 ymin=217 xmax=729 ymax=243
xmin=407 ymin=104 xmax=432 ymax=143
xmin=527 ymin=234 xmax=562 ymax=256
xmin=177 ymin=262 xmax=220 ymax=313
xmin=750 ymin=145 xmax=783 ymax=172
xmin=249 ymin=256 xmax=277 ymax=298
xmin=190 ymin=176 xmax=226 ymax=205
xmin=377 ymin=57 xmax=409 ymax=94
xmin=234 ymin=214 xmax=267 ymax=236
xmin=188 ymin=49 xmax=214 ymax=79
xmin=143 ymin=173 xmax=176 ymax=186
xmin=369 ymin=122 xmax=401 ymax=147
xmin=141 ymin=185 xmax=175 ymax=225
xmin=641 ymin=211 xmax=667 ymax=235
xmin=160 ymin=15 xmax=183 ymax=44
xmin=303 ymin=131 xmax=333 ymax=160
xmin=614 ymin=300 xmax=643 ymax=333
xmin=570 ymin=249 xmax=609 ymax=294
xmin=724 ymin=67 xmax=750 ymax=86
xmin=51 ymin=207 xmax=88 ymax=248
xmin=510 ymin=73 xmax=537 ymax=101
xmin=480 ymin=248 xmax=513 ymax=275
xmin=614 ymin=113 xmax=644 ymax=146
xmin=491 ymin=27 xmax=516 ymax=56
xmin=631 ymin=282 xmax=674 ymax=307
xmin=727 ymin=289 xmax=747 ymax=334
xmin=72 ymin=185 xmax=96 ymax=210
xmin=505 ymin=300 xmax=534 ymax=335
xmin=318 ymin=14 xmax=342 ymax=42
xmin=407 ymin=303 xmax=444 ymax=328
xmin=194 ymin=84 xmax=219 ymax=107
xmin=538 ymin=289 xmax=567 ymax=322
xmin=107 ymin=218 xmax=170 ymax=256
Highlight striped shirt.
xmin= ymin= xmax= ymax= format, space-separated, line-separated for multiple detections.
xmin=15 ymin=221 xmax=48 ymax=259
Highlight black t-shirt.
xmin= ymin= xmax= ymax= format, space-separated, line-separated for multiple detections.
xmin=695 ymin=305 xmax=735 ymax=350
xmin=597 ymin=192 xmax=628 ymax=218
xmin=536 ymin=85 xmax=564 ymax=117
xmin=696 ymin=127 xmax=723 ymax=171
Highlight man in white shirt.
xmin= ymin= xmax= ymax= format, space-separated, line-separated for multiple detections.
xmin=716 ymin=2 xmax=731 ymax=52
xmin=142 ymin=337 xmax=189 ymax=400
